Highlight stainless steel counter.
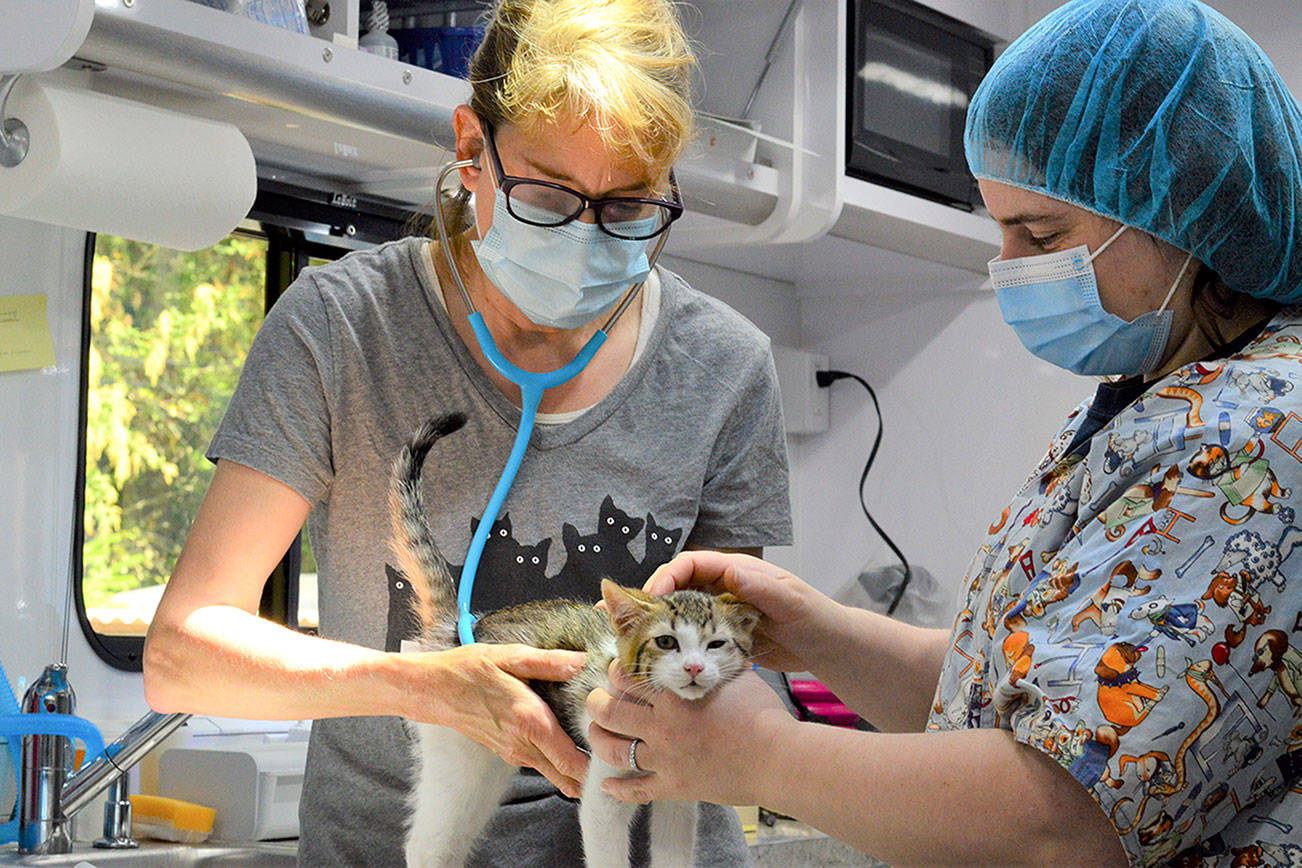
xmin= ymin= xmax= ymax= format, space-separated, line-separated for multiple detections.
xmin=0 ymin=840 xmax=297 ymax=866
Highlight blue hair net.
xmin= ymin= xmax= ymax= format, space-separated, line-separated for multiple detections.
xmin=966 ymin=0 xmax=1302 ymax=303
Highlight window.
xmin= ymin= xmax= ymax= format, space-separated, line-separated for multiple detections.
xmin=81 ymin=232 xmax=267 ymax=649
xmin=77 ymin=183 xmax=411 ymax=670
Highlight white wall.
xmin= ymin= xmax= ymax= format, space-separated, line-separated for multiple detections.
xmin=670 ymin=231 xmax=1089 ymax=610
xmin=0 ymin=217 xmax=148 ymax=732
xmin=792 ymin=261 xmax=1085 ymax=605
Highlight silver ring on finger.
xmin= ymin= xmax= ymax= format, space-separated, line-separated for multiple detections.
xmin=628 ymin=737 xmax=645 ymax=773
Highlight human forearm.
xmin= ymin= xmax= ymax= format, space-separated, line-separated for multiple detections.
xmin=143 ymin=605 xmax=412 ymax=720
xmin=751 ymin=723 xmax=1126 ymax=867
xmin=797 ymin=603 xmax=950 ymax=732
xmin=146 ymin=602 xmax=592 ymax=796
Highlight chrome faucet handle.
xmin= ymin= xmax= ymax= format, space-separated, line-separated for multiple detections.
xmin=93 ymin=767 xmax=137 ymax=850
xmin=14 ymin=662 xmax=188 ymax=855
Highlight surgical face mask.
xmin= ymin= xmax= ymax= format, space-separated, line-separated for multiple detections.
xmin=470 ymin=188 xmax=656 ymax=330
xmin=988 ymin=225 xmax=1194 ymax=377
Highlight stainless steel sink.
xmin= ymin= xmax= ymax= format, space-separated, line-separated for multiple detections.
xmin=0 ymin=840 xmax=297 ymax=866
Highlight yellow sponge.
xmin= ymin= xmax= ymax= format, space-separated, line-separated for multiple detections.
xmin=129 ymin=794 xmax=216 ymax=844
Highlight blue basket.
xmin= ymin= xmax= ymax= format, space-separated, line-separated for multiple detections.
xmin=394 ymin=26 xmax=485 ymax=79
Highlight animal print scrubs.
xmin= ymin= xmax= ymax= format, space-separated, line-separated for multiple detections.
xmin=929 ymin=309 xmax=1302 ymax=866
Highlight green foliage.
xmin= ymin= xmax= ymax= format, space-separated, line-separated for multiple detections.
xmin=83 ymin=234 xmax=266 ymax=608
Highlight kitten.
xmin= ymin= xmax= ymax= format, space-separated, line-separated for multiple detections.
xmin=390 ymin=413 xmax=760 ymax=868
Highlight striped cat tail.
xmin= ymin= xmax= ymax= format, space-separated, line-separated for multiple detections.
xmin=389 ymin=412 xmax=467 ymax=647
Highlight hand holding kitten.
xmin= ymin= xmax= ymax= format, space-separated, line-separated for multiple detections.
xmin=397 ymin=643 xmax=590 ymax=798
xmin=585 ymin=659 xmax=795 ymax=806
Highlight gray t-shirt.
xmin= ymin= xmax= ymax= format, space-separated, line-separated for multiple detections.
xmin=208 ymin=236 xmax=792 ymax=866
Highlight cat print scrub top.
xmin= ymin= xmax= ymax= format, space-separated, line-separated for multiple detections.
xmin=929 ymin=308 xmax=1302 ymax=866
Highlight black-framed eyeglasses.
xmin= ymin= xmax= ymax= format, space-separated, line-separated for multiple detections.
xmin=482 ymin=124 xmax=683 ymax=241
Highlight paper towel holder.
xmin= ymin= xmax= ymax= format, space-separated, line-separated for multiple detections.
xmin=0 ymin=75 xmax=30 ymax=170
xmin=1 ymin=0 xmax=95 ymax=168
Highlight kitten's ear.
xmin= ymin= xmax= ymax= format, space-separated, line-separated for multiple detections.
xmin=470 ymin=516 xmax=480 ymax=533
xmin=537 ymin=538 xmax=551 ymax=555
xmin=602 ymin=579 xmax=657 ymax=633
xmin=499 ymin=513 xmax=512 ymax=533
xmin=718 ymin=593 xmax=761 ymax=635
xmin=563 ymin=523 xmax=578 ymax=546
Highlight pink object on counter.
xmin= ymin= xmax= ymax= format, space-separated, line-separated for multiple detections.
xmin=787 ymin=679 xmax=863 ymax=727
xmin=788 ymin=679 xmax=838 ymax=703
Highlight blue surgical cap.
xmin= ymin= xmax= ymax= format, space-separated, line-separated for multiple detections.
xmin=966 ymin=0 xmax=1302 ymax=303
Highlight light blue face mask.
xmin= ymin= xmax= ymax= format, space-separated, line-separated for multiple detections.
xmin=470 ymin=190 xmax=656 ymax=330
xmin=988 ymin=225 xmax=1194 ymax=377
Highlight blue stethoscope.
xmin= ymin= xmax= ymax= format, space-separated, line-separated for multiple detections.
xmin=432 ymin=158 xmax=671 ymax=645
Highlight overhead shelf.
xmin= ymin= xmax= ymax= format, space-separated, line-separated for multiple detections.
xmin=64 ymin=0 xmax=783 ymax=225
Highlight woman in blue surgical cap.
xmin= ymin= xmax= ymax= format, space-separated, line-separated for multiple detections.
xmin=586 ymin=0 xmax=1302 ymax=863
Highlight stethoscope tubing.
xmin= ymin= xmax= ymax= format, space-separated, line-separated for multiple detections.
xmin=431 ymin=157 xmax=670 ymax=645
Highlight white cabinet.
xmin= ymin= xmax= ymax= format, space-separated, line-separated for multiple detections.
xmin=674 ymin=0 xmax=1009 ymax=276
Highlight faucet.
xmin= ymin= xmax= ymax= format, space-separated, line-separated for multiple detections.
xmin=17 ymin=664 xmax=191 ymax=855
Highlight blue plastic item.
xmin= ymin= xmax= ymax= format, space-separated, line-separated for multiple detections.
xmin=966 ymin=0 xmax=1302 ymax=303
xmin=393 ymin=26 xmax=485 ymax=78
xmin=455 ymin=311 xmax=606 ymax=645
xmin=0 ymin=712 xmax=106 ymax=845
xmin=0 ymin=658 xmax=19 ymax=843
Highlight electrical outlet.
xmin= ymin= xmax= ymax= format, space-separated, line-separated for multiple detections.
xmin=772 ymin=346 xmax=830 ymax=435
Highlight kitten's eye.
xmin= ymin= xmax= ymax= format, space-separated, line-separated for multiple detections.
xmin=516 ymin=555 xmax=524 ymax=564
xmin=707 ymin=639 xmax=726 ymax=650
xmin=593 ymin=544 xmax=601 ymax=553
xmin=621 ymin=525 xmax=629 ymax=534
xmin=607 ymin=517 xmax=614 ymax=525
xmin=578 ymin=544 xmax=586 ymax=552
xmin=532 ymin=556 xmax=540 ymax=565
xmin=651 ymin=533 xmax=658 ymax=541
xmin=499 ymin=529 xmax=507 ymax=537
xmin=654 ymin=635 xmax=678 ymax=651
xmin=395 ymin=581 xmax=404 ymax=590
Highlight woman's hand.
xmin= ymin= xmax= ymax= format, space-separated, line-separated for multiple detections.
xmin=645 ymin=551 xmax=841 ymax=672
xmin=398 ymin=643 xmax=589 ymax=798
xmin=585 ymin=660 xmax=797 ymax=805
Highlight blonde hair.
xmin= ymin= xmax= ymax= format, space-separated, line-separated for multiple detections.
xmin=469 ymin=0 xmax=696 ymax=174
xmin=421 ymin=0 xmax=695 ymax=242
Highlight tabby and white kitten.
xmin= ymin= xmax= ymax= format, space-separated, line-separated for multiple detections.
xmin=390 ymin=413 xmax=760 ymax=868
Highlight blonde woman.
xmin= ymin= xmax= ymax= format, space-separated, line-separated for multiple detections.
xmin=143 ymin=0 xmax=792 ymax=864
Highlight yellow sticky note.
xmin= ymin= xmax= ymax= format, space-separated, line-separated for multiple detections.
xmin=0 ymin=294 xmax=57 ymax=373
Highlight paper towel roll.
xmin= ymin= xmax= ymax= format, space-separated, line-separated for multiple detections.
xmin=0 ymin=78 xmax=256 ymax=251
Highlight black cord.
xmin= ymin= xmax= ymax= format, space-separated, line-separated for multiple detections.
xmin=815 ymin=369 xmax=912 ymax=616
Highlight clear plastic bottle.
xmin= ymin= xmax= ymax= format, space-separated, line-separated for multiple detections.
xmin=359 ymin=1 xmax=400 ymax=60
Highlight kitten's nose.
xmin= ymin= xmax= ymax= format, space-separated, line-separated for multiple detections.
xmin=683 ymin=661 xmax=704 ymax=678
